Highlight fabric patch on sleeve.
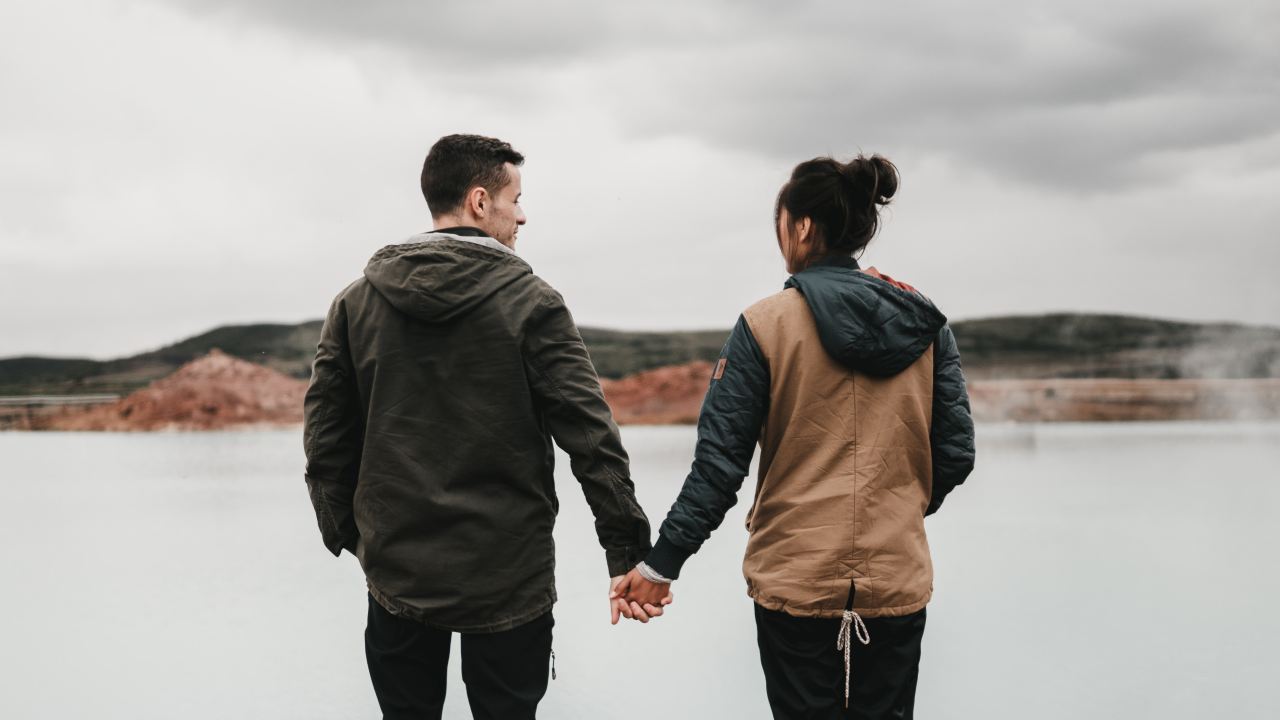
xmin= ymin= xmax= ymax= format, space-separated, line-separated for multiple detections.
xmin=713 ymin=358 xmax=728 ymax=380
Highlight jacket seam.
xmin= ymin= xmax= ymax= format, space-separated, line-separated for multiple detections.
xmin=303 ymin=365 xmax=342 ymax=460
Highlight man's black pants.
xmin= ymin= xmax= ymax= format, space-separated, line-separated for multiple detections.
xmin=755 ymin=603 xmax=926 ymax=720
xmin=365 ymin=594 xmax=553 ymax=720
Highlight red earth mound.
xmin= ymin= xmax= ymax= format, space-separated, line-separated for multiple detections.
xmin=600 ymin=361 xmax=713 ymax=425
xmin=39 ymin=348 xmax=1274 ymax=432
xmin=43 ymin=350 xmax=306 ymax=431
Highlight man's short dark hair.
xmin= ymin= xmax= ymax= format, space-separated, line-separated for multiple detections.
xmin=421 ymin=134 xmax=525 ymax=217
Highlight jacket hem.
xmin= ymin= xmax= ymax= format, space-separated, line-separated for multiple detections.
xmin=367 ymin=581 xmax=557 ymax=634
xmin=747 ymin=586 xmax=931 ymax=619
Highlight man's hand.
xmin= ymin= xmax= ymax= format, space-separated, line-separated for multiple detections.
xmin=609 ymin=576 xmax=631 ymax=625
xmin=610 ymin=567 xmax=673 ymax=624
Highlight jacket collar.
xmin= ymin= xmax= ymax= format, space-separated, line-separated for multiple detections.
xmin=807 ymin=254 xmax=860 ymax=271
xmin=399 ymin=227 xmax=515 ymax=256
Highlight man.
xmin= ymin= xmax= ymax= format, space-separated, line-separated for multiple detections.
xmin=303 ymin=134 xmax=658 ymax=720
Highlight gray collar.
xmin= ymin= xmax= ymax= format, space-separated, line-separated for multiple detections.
xmin=399 ymin=231 xmax=515 ymax=256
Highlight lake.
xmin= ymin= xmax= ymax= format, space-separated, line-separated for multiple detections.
xmin=2 ymin=423 xmax=1278 ymax=719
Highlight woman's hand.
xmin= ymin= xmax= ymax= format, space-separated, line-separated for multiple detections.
xmin=609 ymin=567 xmax=673 ymax=623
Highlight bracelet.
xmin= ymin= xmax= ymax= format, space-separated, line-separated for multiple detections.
xmin=635 ymin=561 xmax=673 ymax=585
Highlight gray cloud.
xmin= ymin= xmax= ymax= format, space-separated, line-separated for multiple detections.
xmin=1 ymin=1 xmax=1276 ymax=359
xmin=159 ymin=0 xmax=1280 ymax=190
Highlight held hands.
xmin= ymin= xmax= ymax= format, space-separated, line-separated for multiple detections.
xmin=609 ymin=568 xmax=673 ymax=625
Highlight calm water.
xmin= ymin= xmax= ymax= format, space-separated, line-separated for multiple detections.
xmin=2 ymin=423 xmax=1278 ymax=719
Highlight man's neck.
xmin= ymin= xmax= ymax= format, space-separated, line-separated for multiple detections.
xmin=431 ymin=217 xmax=514 ymax=250
xmin=432 ymin=225 xmax=490 ymax=238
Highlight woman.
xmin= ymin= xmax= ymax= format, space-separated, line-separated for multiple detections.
xmin=615 ymin=154 xmax=976 ymax=719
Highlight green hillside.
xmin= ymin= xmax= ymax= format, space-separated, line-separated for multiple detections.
xmin=0 ymin=321 xmax=728 ymax=395
xmin=0 ymin=321 xmax=324 ymax=395
xmin=2 ymin=313 xmax=1278 ymax=396
xmin=953 ymin=313 xmax=1280 ymax=380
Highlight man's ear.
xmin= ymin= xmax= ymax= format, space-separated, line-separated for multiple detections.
xmin=466 ymin=186 xmax=489 ymax=218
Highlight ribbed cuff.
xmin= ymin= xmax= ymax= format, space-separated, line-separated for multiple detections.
xmin=644 ymin=533 xmax=695 ymax=581
xmin=635 ymin=561 xmax=673 ymax=584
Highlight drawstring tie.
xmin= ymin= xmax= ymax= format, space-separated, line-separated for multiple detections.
xmin=836 ymin=610 xmax=870 ymax=708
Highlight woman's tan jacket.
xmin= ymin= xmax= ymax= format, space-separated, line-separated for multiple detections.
xmin=644 ymin=258 xmax=975 ymax=619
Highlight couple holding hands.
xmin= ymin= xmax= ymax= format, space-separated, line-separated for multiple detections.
xmin=304 ymin=134 xmax=975 ymax=720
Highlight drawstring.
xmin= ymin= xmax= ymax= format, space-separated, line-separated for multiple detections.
xmin=550 ymin=649 xmax=556 ymax=680
xmin=836 ymin=610 xmax=870 ymax=709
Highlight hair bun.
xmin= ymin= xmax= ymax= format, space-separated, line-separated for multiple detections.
xmin=841 ymin=155 xmax=898 ymax=206
xmin=777 ymin=152 xmax=900 ymax=258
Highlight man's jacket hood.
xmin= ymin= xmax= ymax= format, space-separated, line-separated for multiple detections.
xmin=363 ymin=235 xmax=532 ymax=323
xmin=785 ymin=258 xmax=947 ymax=377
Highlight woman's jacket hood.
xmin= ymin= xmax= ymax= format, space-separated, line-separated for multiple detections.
xmin=363 ymin=235 xmax=532 ymax=324
xmin=784 ymin=258 xmax=947 ymax=377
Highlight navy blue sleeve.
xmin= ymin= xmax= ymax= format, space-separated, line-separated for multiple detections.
xmin=645 ymin=315 xmax=770 ymax=580
xmin=927 ymin=324 xmax=975 ymax=515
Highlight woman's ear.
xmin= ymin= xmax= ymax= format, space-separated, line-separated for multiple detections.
xmin=797 ymin=216 xmax=814 ymax=246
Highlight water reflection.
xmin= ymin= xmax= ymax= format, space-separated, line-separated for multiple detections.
xmin=1 ymin=424 xmax=1277 ymax=719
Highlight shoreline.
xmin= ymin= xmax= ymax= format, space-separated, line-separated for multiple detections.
xmin=6 ymin=377 xmax=1278 ymax=431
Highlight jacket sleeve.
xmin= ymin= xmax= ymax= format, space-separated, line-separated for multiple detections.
xmin=523 ymin=288 xmax=652 ymax=577
xmin=927 ymin=324 xmax=975 ymax=515
xmin=303 ymin=294 xmax=364 ymax=557
xmin=645 ymin=315 xmax=769 ymax=580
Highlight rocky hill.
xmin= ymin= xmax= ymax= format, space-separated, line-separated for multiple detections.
xmin=3 ymin=313 xmax=1278 ymax=398
xmin=954 ymin=314 xmax=1280 ymax=380
xmin=0 ymin=322 xmax=322 ymax=396
xmin=13 ymin=351 xmax=1280 ymax=431
xmin=37 ymin=350 xmax=306 ymax=431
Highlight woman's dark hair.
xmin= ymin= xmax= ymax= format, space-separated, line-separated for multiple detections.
xmin=421 ymin=134 xmax=525 ymax=217
xmin=775 ymin=154 xmax=899 ymax=257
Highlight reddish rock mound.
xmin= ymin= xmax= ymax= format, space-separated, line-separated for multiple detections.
xmin=43 ymin=350 xmax=306 ymax=431
xmin=601 ymin=367 xmax=1280 ymax=425
xmin=602 ymin=361 xmax=713 ymax=425
xmin=969 ymin=378 xmax=1280 ymax=422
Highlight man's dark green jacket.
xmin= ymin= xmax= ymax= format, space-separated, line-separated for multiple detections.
xmin=304 ymin=231 xmax=651 ymax=633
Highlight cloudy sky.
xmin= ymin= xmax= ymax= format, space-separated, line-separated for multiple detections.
xmin=2 ymin=0 xmax=1278 ymax=359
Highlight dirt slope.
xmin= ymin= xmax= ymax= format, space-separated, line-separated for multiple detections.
xmin=42 ymin=350 xmax=306 ymax=431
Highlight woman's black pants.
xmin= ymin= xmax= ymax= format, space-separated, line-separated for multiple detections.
xmin=364 ymin=594 xmax=553 ymax=720
xmin=755 ymin=603 xmax=926 ymax=720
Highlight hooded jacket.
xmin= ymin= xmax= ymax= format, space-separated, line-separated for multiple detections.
xmin=645 ymin=256 xmax=975 ymax=618
xmin=303 ymin=231 xmax=652 ymax=633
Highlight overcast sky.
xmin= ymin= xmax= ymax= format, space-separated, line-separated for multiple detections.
xmin=2 ymin=0 xmax=1278 ymax=359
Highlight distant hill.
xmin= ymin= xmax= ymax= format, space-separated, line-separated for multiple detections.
xmin=36 ymin=350 xmax=306 ymax=431
xmin=0 ymin=322 xmax=324 ymax=396
xmin=2 ymin=313 xmax=1278 ymax=396
xmin=954 ymin=314 xmax=1280 ymax=380
xmin=0 ymin=322 xmax=728 ymax=395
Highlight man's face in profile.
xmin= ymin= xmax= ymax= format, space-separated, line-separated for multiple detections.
xmin=481 ymin=163 xmax=526 ymax=248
